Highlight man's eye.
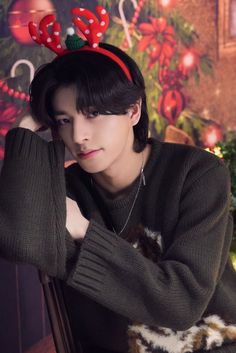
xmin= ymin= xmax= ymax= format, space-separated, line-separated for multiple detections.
xmin=88 ymin=111 xmax=100 ymax=118
xmin=56 ymin=118 xmax=70 ymax=126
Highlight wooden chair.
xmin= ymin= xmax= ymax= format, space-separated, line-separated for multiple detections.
xmin=38 ymin=271 xmax=82 ymax=353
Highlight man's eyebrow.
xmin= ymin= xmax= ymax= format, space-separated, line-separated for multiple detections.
xmin=53 ymin=110 xmax=68 ymax=116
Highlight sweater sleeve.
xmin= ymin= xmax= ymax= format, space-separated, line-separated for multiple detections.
xmin=66 ymin=161 xmax=233 ymax=330
xmin=0 ymin=127 xmax=79 ymax=279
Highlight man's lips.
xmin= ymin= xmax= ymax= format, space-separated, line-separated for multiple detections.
xmin=78 ymin=149 xmax=102 ymax=159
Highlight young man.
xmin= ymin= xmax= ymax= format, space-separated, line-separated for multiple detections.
xmin=0 ymin=6 xmax=236 ymax=353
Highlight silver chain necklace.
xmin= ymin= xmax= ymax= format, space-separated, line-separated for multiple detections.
xmin=91 ymin=151 xmax=146 ymax=236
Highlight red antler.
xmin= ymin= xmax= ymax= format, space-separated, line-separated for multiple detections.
xmin=72 ymin=5 xmax=109 ymax=48
xmin=29 ymin=15 xmax=64 ymax=55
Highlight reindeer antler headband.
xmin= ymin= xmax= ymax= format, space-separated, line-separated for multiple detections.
xmin=28 ymin=6 xmax=132 ymax=82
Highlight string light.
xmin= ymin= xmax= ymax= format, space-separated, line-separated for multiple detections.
xmin=205 ymin=146 xmax=223 ymax=159
xmin=204 ymin=129 xmax=220 ymax=147
xmin=178 ymin=49 xmax=199 ymax=75
xmin=202 ymin=108 xmax=210 ymax=119
xmin=181 ymin=50 xmax=198 ymax=70
xmin=201 ymin=125 xmax=223 ymax=148
xmin=215 ymin=88 xmax=221 ymax=96
xmin=160 ymin=0 xmax=171 ymax=6
xmin=231 ymin=254 xmax=236 ymax=271
xmin=183 ymin=53 xmax=194 ymax=67
xmin=159 ymin=0 xmax=177 ymax=8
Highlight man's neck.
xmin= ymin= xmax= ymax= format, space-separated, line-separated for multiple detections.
xmin=91 ymin=144 xmax=151 ymax=195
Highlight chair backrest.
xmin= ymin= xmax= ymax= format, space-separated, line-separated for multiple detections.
xmin=38 ymin=271 xmax=82 ymax=353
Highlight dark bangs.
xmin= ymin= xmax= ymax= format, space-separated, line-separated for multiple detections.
xmin=49 ymin=50 xmax=140 ymax=116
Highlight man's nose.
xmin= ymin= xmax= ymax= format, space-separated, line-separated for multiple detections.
xmin=72 ymin=115 xmax=91 ymax=143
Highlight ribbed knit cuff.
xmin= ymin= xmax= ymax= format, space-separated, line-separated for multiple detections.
xmin=67 ymin=219 xmax=118 ymax=294
xmin=65 ymin=230 xmax=78 ymax=260
xmin=65 ymin=229 xmax=82 ymax=275
xmin=4 ymin=127 xmax=48 ymax=162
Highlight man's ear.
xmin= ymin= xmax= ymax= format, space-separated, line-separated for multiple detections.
xmin=128 ymin=98 xmax=142 ymax=126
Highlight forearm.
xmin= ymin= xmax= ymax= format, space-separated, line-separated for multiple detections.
xmin=10 ymin=109 xmax=42 ymax=132
xmin=0 ymin=128 xmax=67 ymax=278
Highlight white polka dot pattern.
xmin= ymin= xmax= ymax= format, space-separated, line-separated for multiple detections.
xmin=28 ymin=14 xmax=64 ymax=55
xmin=71 ymin=5 xmax=109 ymax=48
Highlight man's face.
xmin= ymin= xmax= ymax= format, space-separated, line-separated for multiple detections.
xmin=52 ymin=85 xmax=138 ymax=174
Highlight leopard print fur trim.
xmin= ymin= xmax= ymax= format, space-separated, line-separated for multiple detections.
xmin=128 ymin=315 xmax=236 ymax=353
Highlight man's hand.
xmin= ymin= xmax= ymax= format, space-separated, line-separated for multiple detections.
xmin=11 ymin=107 xmax=44 ymax=132
xmin=66 ymin=196 xmax=89 ymax=240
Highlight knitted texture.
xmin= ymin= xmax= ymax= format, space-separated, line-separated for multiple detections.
xmin=65 ymin=139 xmax=236 ymax=353
xmin=0 ymin=128 xmax=77 ymax=279
xmin=0 ymin=128 xmax=236 ymax=353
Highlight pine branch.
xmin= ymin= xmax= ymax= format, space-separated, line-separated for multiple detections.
xmin=170 ymin=10 xmax=198 ymax=46
xmin=199 ymin=55 xmax=214 ymax=77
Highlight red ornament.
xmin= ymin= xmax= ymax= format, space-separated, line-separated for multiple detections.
xmin=0 ymin=124 xmax=10 ymax=137
xmin=2 ymin=84 xmax=9 ymax=93
xmin=8 ymin=0 xmax=55 ymax=45
xmin=8 ymin=89 xmax=14 ymax=96
xmin=158 ymin=67 xmax=187 ymax=89
xmin=201 ymin=124 xmax=223 ymax=148
xmin=19 ymin=92 xmax=26 ymax=100
xmin=0 ymin=99 xmax=23 ymax=143
xmin=157 ymin=89 xmax=186 ymax=125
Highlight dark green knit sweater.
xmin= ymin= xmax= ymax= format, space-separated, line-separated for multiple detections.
xmin=0 ymin=127 xmax=236 ymax=353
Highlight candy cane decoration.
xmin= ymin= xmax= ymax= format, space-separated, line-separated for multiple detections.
xmin=120 ymin=0 xmax=145 ymax=50
xmin=11 ymin=59 xmax=35 ymax=84
xmin=0 ymin=60 xmax=35 ymax=102
xmin=118 ymin=0 xmax=138 ymax=48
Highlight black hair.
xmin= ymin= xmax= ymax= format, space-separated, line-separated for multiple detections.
xmin=29 ymin=43 xmax=149 ymax=152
